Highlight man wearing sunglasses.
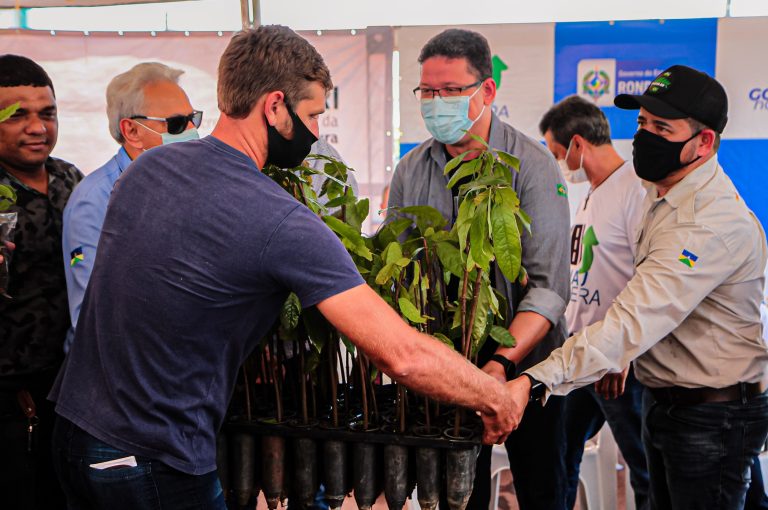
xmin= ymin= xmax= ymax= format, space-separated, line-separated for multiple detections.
xmin=61 ymin=62 xmax=201 ymax=351
xmin=388 ymin=29 xmax=571 ymax=510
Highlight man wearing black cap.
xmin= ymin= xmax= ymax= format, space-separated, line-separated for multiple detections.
xmin=508 ymin=65 xmax=768 ymax=509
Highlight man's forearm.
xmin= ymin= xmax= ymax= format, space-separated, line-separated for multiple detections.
xmin=317 ymin=284 xmax=507 ymax=416
xmin=494 ymin=311 xmax=552 ymax=364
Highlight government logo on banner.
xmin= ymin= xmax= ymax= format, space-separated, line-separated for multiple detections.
xmin=577 ymin=59 xmax=616 ymax=106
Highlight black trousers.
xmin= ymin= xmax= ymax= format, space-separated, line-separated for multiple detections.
xmin=466 ymin=394 xmax=567 ymax=510
xmin=0 ymin=377 xmax=66 ymax=510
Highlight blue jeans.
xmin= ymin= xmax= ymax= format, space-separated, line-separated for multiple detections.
xmin=563 ymin=367 xmax=649 ymax=510
xmin=52 ymin=415 xmax=226 ymax=510
xmin=642 ymin=388 xmax=768 ymax=510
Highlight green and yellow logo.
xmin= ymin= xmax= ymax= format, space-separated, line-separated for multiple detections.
xmin=648 ymin=72 xmax=672 ymax=94
xmin=678 ymin=249 xmax=698 ymax=268
xmin=582 ymin=69 xmax=611 ymax=102
xmin=556 ymin=183 xmax=568 ymax=197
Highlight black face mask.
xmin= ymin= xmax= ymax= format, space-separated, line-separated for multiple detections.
xmin=632 ymin=128 xmax=701 ymax=182
xmin=264 ymin=103 xmax=318 ymax=169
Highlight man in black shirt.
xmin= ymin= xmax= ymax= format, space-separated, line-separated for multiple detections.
xmin=0 ymin=54 xmax=83 ymax=510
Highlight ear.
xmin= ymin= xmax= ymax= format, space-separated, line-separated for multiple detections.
xmin=120 ymin=118 xmax=143 ymax=150
xmin=482 ymin=77 xmax=497 ymax=105
xmin=262 ymin=91 xmax=285 ymax=127
xmin=697 ymin=129 xmax=716 ymax=155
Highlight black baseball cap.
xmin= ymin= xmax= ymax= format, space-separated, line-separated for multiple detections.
xmin=614 ymin=65 xmax=728 ymax=133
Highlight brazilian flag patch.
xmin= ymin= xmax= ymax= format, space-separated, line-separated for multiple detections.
xmin=70 ymin=246 xmax=84 ymax=267
xmin=678 ymin=249 xmax=698 ymax=268
xmin=556 ymin=183 xmax=568 ymax=197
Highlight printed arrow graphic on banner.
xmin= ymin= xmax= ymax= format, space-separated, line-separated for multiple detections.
xmin=492 ymin=55 xmax=509 ymax=89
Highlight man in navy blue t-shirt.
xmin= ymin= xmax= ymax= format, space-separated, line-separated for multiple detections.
xmin=48 ymin=26 xmax=523 ymax=510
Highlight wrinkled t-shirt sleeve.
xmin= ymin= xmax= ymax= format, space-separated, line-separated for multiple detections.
xmin=262 ymin=204 xmax=365 ymax=308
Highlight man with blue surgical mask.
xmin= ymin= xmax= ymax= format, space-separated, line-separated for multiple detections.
xmin=389 ymin=29 xmax=571 ymax=510
xmin=62 ymin=62 xmax=201 ymax=350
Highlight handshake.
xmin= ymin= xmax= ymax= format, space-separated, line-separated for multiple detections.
xmin=476 ymin=366 xmax=541 ymax=445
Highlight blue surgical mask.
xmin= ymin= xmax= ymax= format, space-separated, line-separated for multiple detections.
xmin=136 ymin=122 xmax=200 ymax=146
xmin=420 ymin=87 xmax=485 ymax=145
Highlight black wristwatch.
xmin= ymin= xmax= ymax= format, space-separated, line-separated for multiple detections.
xmin=490 ymin=354 xmax=516 ymax=381
xmin=522 ymin=372 xmax=546 ymax=402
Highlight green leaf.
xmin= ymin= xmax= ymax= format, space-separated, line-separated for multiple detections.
xmin=483 ymin=278 xmax=500 ymax=316
xmin=491 ymin=198 xmax=522 ymax=282
xmin=397 ymin=205 xmax=447 ymax=233
xmin=443 ymin=150 xmax=473 ymax=176
xmin=489 ymin=325 xmax=517 ymax=347
xmin=324 ymin=194 xmax=357 ymax=209
xmin=0 ymin=184 xmax=17 ymax=212
xmin=375 ymin=262 xmax=399 ymax=285
xmin=383 ymin=241 xmax=403 ymax=265
xmin=279 ymin=293 xmax=301 ymax=331
xmin=376 ymin=217 xmax=412 ymax=247
xmin=0 ymin=102 xmax=19 ymax=123
xmin=496 ymin=151 xmax=521 ymax=172
xmin=516 ymin=209 xmax=532 ymax=234
xmin=465 ymin=131 xmax=490 ymax=148
xmin=394 ymin=257 xmax=411 ymax=268
xmin=496 ymin=187 xmax=520 ymax=209
xmin=398 ymin=297 xmax=427 ymax=324
xmin=432 ymin=333 xmax=455 ymax=349
xmin=346 ymin=197 xmax=369 ymax=231
xmin=436 ymin=241 xmax=463 ymax=278
xmin=469 ymin=201 xmax=492 ymax=271
xmin=323 ymin=216 xmax=372 ymax=261
xmin=446 ymin=158 xmax=481 ymax=190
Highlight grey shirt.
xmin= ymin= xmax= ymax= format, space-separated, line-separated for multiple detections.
xmin=389 ymin=114 xmax=570 ymax=371
xmin=528 ymin=156 xmax=768 ymax=393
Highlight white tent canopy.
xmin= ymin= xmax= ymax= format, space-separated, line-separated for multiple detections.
xmin=0 ymin=0 xmax=190 ymax=6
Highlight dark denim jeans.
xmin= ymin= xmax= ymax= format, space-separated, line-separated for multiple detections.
xmin=466 ymin=394 xmax=567 ymax=510
xmin=52 ymin=415 xmax=226 ymax=510
xmin=642 ymin=388 xmax=768 ymax=510
xmin=563 ymin=367 xmax=649 ymax=510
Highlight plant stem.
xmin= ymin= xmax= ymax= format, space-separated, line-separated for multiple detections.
xmin=358 ymin=354 xmax=368 ymax=431
xmin=464 ymin=270 xmax=484 ymax=360
xmin=270 ymin=344 xmax=283 ymax=423
xmin=243 ymin=365 xmax=252 ymax=422
xmin=397 ymin=384 xmax=406 ymax=433
xmin=329 ymin=340 xmax=339 ymax=428
xmin=298 ymin=340 xmax=308 ymax=425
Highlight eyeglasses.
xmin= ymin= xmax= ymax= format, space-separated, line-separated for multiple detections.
xmin=130 ymin=110 xmax=203 ymax=135
xmin=412 ymin=79 xmax=487 ymax=101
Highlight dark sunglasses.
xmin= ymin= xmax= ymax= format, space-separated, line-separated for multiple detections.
xmin=130 ymin=110 xmax=203 ymax=135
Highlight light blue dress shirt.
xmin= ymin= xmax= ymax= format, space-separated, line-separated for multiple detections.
xmin=62 ymin=147 xmax=132 ymax=352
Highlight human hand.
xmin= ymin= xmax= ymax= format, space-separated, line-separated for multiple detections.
xmin=478 ymin=375 xmax=532 ymax=445
xmin=481 ymin=360 xmax=507 ymax=385
xmin=595 ymin=367 xmax=629 ymax=400
xmin=0 ymin=241 xmax=14 ymax=265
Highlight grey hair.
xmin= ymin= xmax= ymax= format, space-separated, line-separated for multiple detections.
xmin=106 ymin=62 xmax=184 ymax=144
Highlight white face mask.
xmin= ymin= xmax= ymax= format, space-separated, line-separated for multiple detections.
xmin=558 ymin=138 xmax=589 ymax=184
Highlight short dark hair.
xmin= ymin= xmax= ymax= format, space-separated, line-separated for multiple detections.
xmin=218 ymin=25 xmax=332 ymax=119
xmin=0 ymin=54 xmax=55 ymax=95
xmin=418 ymin=29 xmax=492 ymax=81
xmin=539 ymin=95 xmax=611 ymax=148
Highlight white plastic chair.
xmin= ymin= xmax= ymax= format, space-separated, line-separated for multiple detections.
xmin=489 ymin=444 xmax=510 ymax=510
xmin=760 ymin=449 xmax=768 ymax=497
xmin=577 ymin=423 xmax=618 ymax=510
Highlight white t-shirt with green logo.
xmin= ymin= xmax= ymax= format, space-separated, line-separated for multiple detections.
xmin=566 ymin=161 xmax=646 ymax=334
